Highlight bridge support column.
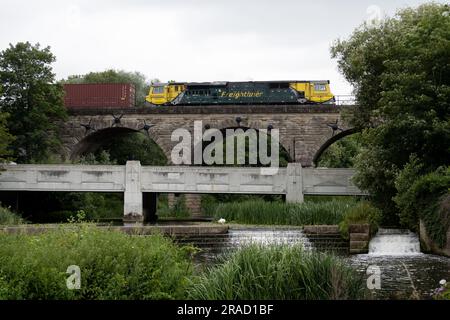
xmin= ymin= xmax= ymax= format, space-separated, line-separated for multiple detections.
xmin=286 ymin=163 xmax=304 ymax=203
xmin=123 ymin=161 xmax=143 ymax=224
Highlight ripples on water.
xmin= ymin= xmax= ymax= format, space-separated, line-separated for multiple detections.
xmin=348 ymin=254 xmax=450 ymax=299
xmin=178 ymin=227 xmax=450 ymax=299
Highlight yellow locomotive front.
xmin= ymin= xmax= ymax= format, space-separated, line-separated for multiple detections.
xmin=145 ymin=83 xmax=185 ymax=105
xmin=289 ymin=81 xmax=334 ymax=104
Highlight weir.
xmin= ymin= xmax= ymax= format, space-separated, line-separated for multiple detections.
xmin=369 ymin=228 xmax=421 ymax=256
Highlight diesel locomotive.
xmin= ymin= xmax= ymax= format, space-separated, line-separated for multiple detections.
xmin=145 ymin=80 xmax=334 ymax=106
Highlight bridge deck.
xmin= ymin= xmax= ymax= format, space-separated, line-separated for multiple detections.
xmin=0 ymin=162 xmax=366 ymax=222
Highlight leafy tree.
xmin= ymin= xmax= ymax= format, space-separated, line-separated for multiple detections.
xmin=63 ymin=69 xmax=153 ymax=107
xmin=0 ymin=111 xmax=15 ymax=162
xmin=331 ymin=4 xmax=450 ymax=223
xmin=317 ymin=133 xmax=362 ymax=168
xmin=0 ymin=42 xmax=67 ymax=163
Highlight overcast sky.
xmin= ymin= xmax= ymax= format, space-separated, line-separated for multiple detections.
xmin=0 ymin=0 xmax=444 ymax=95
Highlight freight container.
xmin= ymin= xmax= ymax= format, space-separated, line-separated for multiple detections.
xmin=63 ymin=83 xmax=136 ymax=108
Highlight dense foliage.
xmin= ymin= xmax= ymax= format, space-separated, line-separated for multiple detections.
xmin=0 ymin=226 xmax=194 ymax=299
xmin=317 ymin=133 xmax=362 ymax=168
xmin=0 ymin=42 xmax=67 ymax=163
xmin=395 ymin=165 xmax=450 ymax=247
xmin=332 ymin=4 xmax=450 ymax=224
xmin=188 ymin=245 xmax=365 ymax=300
xmin=0 ymin=112 xmax=14 ymax=162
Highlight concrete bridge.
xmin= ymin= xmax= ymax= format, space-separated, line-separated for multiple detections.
xmin=61 ymin=104 xmax=356 ymax=167
xmin=0 ymin=161 xmax=365 ymax=223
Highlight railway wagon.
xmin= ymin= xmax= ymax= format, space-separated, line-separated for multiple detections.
xmin=64 ymin=83 xmax=136 ymax=108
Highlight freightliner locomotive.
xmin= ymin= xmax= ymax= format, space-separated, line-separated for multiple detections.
xmin=145 ymin=80 xmax=335 ymax=106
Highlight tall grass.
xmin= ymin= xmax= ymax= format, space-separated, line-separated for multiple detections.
xmin=209 ymin=199 xmax=357 ymax=225
xmin=188 ymin=245 xmax=365 ymax=300
xmin=0 ymin=225 xmax=194 ymax=299
xmin=339 ymin=201 xmax=382 ymax=239
xmin=0 ymin=204 xmax=25 ymax=225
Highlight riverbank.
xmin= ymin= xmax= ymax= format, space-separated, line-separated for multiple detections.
xmin=0 ymin=224 xmax=366 ymax=300
xmin=0 ymin=222 xmax=229 ymax=236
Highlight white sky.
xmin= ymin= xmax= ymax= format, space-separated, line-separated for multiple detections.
xmin=0 ymin=0 xmax=444 ymax=95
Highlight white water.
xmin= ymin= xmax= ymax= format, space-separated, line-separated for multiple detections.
xmin=369 ymin=228 xmax=421 ymax=256
xmin=228 ymin=228 xmax=312 ymax=249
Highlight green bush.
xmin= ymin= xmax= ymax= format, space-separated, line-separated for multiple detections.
xmin=0 ymin=204 xmax=25 ymax=225
xmin=158 ymin=194 xmax=190 ymax=218
xmin=339 ymin=201 xmax=382 ymax=239
xmin=394 ymin=156 xmax=425 ymax=229
xmin=188 ymin=245 xmax=365 ymax=300
xmin=0 ymin=225 xmax=194 ymax=299
xmin=395 ymin=166 xmax=450 ymax=247
xmin=210 ymin=199 xmax=357 ymax=225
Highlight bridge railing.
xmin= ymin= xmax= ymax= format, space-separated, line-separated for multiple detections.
xmin=0 ymin=161 xmax=366 ymax=222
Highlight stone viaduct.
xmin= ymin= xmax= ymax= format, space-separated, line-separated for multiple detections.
xmin=58 ymin=104 xmax=356 ymax=216
xmin=60 ymin=104 xmax=355 ymax=167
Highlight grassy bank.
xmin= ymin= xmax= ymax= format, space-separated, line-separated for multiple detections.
xmin=208 ymin=199 xmax=358 ymax=225
xmin=0 ymin=225 xmax=194 ymax=299
xmin=188 ymin=245 xmax=365 ymax=300
xmin=0 ymin=225 xmax=367 ymax=300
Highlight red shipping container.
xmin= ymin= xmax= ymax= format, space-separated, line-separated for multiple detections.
xmin=63 ymin=83 xmax=136 ymax=108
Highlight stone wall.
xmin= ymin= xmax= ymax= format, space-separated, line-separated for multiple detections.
xmin=348 ymin=224 xmax=370 ymax=254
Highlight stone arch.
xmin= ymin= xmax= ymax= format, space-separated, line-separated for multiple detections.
xmin=70 ymin=126 xmax=170 ymax=163
xmin=312 ymin=128 xmax=360 ymax=167
xmin=192 ymin=125 xmax=293 ymax=165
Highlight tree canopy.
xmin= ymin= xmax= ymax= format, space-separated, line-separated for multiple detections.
xmin=0 ymin=112 xmax=15 ymax=162
xmin=331 ymin=3 xmax=450 ymax=223
xmin=0 ymin=42 xmax=66 ymax=163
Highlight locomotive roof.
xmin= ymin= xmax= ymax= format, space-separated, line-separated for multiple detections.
xmin=152 ymin=80 xmax=330 ymax=86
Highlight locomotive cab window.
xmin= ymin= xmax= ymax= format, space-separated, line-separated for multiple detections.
xmin=152 ymin=87 xmax=164 ymax=94
xmin=314 ymin=84 xmax=327 ymax=91
xmin=269 ymin=82 xmax=289 ymax=89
